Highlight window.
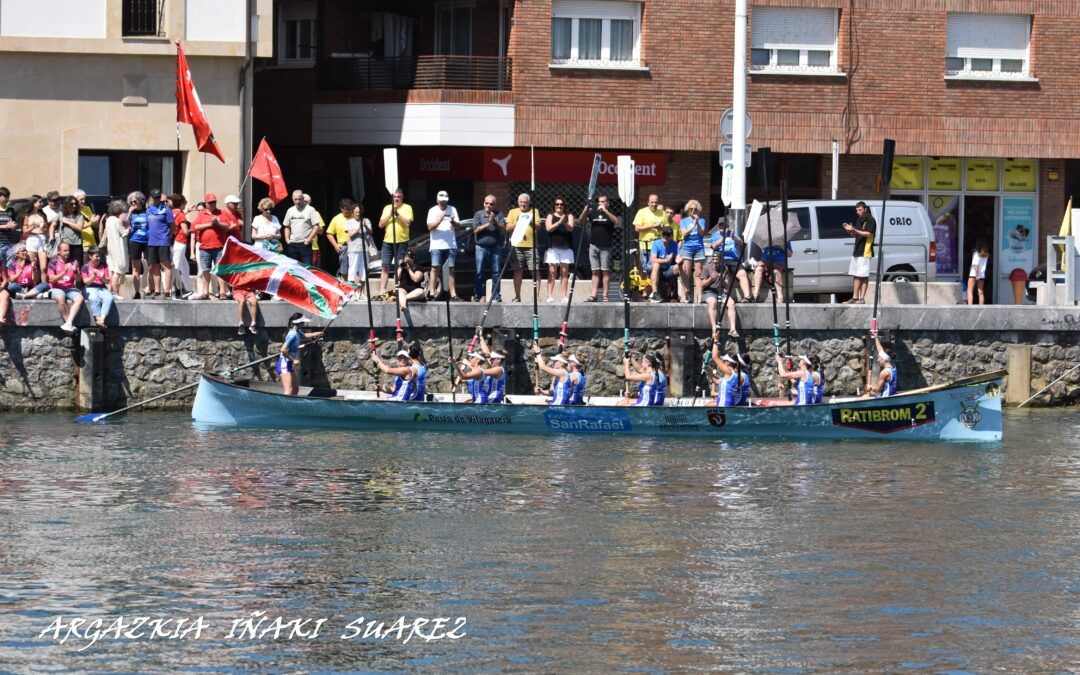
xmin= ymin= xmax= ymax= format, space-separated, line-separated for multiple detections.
xmin=278 ymin=2 xmax=316 ymax=67
xmin=436 ymin=1 xmax=473 ymax=56
xmin=550 ymin=0 xmax=642 ymax=69
xmin=815 ymin=207 xmax=853 ymax=240
xmin=945 ymin=13 xmax=1030 ymax=79
xmin=789 ymin=207 xmax=811 ymax=241
xmin=750 ymin=7 xmax=838 ymax=74
xmin=122 ymin=0 xmax=164 ymax=37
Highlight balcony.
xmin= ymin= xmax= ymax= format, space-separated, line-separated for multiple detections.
xmin=317 ymin=55 xmax=512 ymax=92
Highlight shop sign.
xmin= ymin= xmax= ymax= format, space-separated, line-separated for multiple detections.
xmin=1000 ymin=197 xmax=1036 ymax=277
xmin=928 ymin=158 xmax=961 ymax=190
xmin=890 ymin=157 xmax=924 ymax=190
xmin=965 ymin=158 xmax=999 ymax=191
xmin=482 ymin=149 xmax=666 ymax=185
xmin=1003 ymin=159 xmax=1036 ymax=192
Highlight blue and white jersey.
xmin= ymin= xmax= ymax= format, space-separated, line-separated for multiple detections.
xmin=715 ymin=372 xmax=739 ymax=406
xmin=483 ymin=367 xmax=506 ymax=404
xmin=467 ymin=377 xmax=486 ymax=403
xmin=570 ymin=372 xmax=587 ymax=405
xmin=878 ymin=366 xmax=897 ymax=398
xmin=794 ymin=371 xmax=814 ymax=405
xmin=390 ymin=374 xmax=412 ymax=401
xmin=654 ymin=372 xmax=667 ymax=405
xmin=635 ymin=372 xmax=666 ymax=407
xmin=409 ymin=363 xmax=429 ymax=401
xmin=737 ymin=371 xmax=751 ymax=406
xmin=549 ymin=372 xmax=572 ymax=406
xmin=283 ymin=328 xmax=302 ymax=360
xmin=813 ymin=372 xmax=825 ymax=404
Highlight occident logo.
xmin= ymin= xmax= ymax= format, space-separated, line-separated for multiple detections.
xmin=419 ymin=158 xmax=451 ymax=173
xmin=544 ymin=408 xmax=631 ymax=433
xmin=831 ymin=401 xmax=935 ymax=434
xmin=597 ymin=159 xmax=657 ymax=177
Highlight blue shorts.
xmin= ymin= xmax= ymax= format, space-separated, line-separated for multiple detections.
xmin=381 ymin=242 xmax=407 ymax=269
xmin=680 ymin=243 xmax=706 ymax=261
xmin=50 ymin=288 xmax=82 ymax=302
xmin=430 ymin=247 xmax=457 ymax=267
xmin=760 ymin=247 xmax=788 ymax=265
xmin=199 ymin=247 xmax=223 ymax=271
xmin=275 ymin=355 xmax=294 ymax=374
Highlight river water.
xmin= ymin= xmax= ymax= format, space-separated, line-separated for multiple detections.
xmin=0 ymin=410 xmax=1076 ymax=672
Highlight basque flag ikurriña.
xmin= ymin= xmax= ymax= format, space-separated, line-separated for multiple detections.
xmin=212 ymin=238 xmax=358 ymax=318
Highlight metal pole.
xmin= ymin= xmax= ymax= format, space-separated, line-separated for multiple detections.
xmin=731 ymin=0 xmax=748 ymax=212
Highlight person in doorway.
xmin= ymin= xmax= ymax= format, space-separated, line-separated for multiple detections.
xmin=507 ymin=193 xmax=540 ymax=303
xmin=842 ymin=201 xmax=876 ymax=304
xmin=584 ymin=194 xmax=618 ymax=302
xmin=48 ymin=242 xmax=83 ymax=333
xmin=472 ymin=194 xmax=506 ymax=303
xmin=967 ymin=241 xmax=990 ymax=305
xmin=544 ymin=196 xmax=575 ymax=303
xmin=277 ymin=313 xmax=324 ymax=396
xmin=378 ymin=189 xmax=413 ymax=298
xmin=427 ymin=190 xmax=461 ymax=300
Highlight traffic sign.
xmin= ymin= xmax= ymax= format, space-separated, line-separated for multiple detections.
xmin=720 ymin=142 xmax=752 ymax=168
xmin=721 ymin=161 xmax=734 ymax=206
xmin=720 ymin=108 xmax=752 ymax=141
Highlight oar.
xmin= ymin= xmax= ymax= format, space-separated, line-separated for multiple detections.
xmin=710 ymin=216 xmax=739 ymax=338
xmin=357 ymin=218 xmax=379 ymax=397
xmin=469 ymin=239 xmax=515 ymax=354
xmin=759 ymin=148 xmax=784 ymax=397
xmin=690 ymin=346 xmax=712 ymax=406
xmin=780 ymin=179 xmax=793 ymax=356
xmin=383 ymin=147 xmax=404 ymax=346
xmin=443 ymin=286 xmax=457 ymax=402
xmin=556 ymin=155 xmax=602 ymax=353
xmin=868 ymin=139 xmax=896 ymax=393
xmin=617 ymin=155 xmax=636 ymax=398
xmin=1017 ymin=362 xmax=1080 ymax=407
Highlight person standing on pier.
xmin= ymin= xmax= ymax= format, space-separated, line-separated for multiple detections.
xmin=277 ymin=313 xmax=324 ymax=396
xmin=378 ymin=189 xmax=413 ymax=298
xmin=472 ymin=195 xmax=506 ymax=303
xmin=842 ymin=201 xmax=876 ymax=304
xmin=427 ymin=190 xmax=461 ymax=300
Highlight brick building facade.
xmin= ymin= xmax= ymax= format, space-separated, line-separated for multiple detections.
xmin=257 ymin=0 xmax=1080 ymax=301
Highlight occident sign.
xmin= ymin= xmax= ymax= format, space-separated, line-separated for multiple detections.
xmin=392 ymin=148 xmax=667 ymax=184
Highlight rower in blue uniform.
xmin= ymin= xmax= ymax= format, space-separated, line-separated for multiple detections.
xmin=477 ymin=334 xmax=507 ymax=403
xmin=621 ymin=352 xmax=666 ymax=406
xmin=533 ymin=345 xmax=574 ymax=405
xmin=458 ymin=351 xmax=489 ymax=402
xmin=373 ymin=348 xmax=417 ymax=401
xmin=407 ymin=343 xmax=428 ymax=401
xmin=775 ymin=354 xmax=815 ymax=405
xmin=810 ymin=354 xmax=825 ymax=403
xmin=735 ymin=354 xmax=752 ymax=405
xmin=712 ymin=354 xmax=741 ymax=406
xmin=567 ymin=354 xmax=588 ymax=405
xmin=868 ymin=334 xmax=897 ymax=398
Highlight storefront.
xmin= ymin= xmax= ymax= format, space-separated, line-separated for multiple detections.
xmin=890 ymin=157 xmax=1038 ymax=303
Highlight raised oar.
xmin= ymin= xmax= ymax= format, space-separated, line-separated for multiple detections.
xmin=557 ymin=154 xmax=603 ymax=353
xmin=780 ymin=179 xmax=793 ymax=357
xmin=443 ymin=286 xmax=457 ymax=402
xmin=357 ymin=219 xmax=379 ymax=397
xmin=868 ymin=139 xmax=896 ymax=392
xmin=468 ymin=240 xmax=515 ymax=354
xmin=383 ymin=147 xmax=405 ymax=347
xmin=617 ymin=155 xmax=636 ymax=398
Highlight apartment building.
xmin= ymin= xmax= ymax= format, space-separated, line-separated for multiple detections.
xmin=0 ymin=0 xmax=273 ymax=199
xmin=256 ymin=0 xmax=1080 ymax=302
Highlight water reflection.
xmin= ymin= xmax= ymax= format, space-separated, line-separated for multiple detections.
xmin=0 ymin=410 xmax=1076 ymax=671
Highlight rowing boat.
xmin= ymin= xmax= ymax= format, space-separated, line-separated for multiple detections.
xmin=191 ymin=369 xmax=1004 ymax=442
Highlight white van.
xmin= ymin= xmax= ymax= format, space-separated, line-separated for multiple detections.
xmin=775 ymin=199 xmax=937 ymax=294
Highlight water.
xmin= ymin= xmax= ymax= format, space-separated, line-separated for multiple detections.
xmin=1 ymin=411 xmax=1076 ymax=672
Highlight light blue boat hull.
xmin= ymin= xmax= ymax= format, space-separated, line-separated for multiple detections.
xmin=192 ymin=371 xmax=1004 ymax=442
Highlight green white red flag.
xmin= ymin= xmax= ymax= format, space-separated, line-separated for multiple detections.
xmin=212 ymin=237 xmax=356 ymax=318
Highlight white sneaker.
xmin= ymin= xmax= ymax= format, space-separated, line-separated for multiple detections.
xmin=561 ymin=297 xmax=568 ymax=304
xmin=60 ymin=322 xmax=76 ymax=333
xmin=545 ymin=296 xmax=555 ymax=303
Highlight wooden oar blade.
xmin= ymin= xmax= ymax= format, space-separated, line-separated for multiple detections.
xmin=383 ymin=147 xmax=398 ymax=196
xmin=617 ymin=155 xmax=635 ymax=206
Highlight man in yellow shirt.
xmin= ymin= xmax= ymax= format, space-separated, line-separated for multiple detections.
xmin=378 ymin=189 xmax=414 ymax=296
xmin=324 ymin=198 xmax=355 ymax=279
xmin=506 ymin=192 xmax=540 ymax=303
xmin=632 ymin=193 xmax=668 ymax=270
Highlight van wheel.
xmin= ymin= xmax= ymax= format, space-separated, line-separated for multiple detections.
xmin=885 ymin=267 xmax=918 ymax=283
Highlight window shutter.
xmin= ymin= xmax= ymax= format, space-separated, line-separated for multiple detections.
xmin=946 ymin=13 xmax=1029 ymax=60
xmin=751 ymin=7 xmax=835 ymax=51
xmin=552 ymin=0 xmax=639 ymax=21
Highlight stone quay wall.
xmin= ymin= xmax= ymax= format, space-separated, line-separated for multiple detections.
xmin=1 ymin=300 xmax=1078 ymax=411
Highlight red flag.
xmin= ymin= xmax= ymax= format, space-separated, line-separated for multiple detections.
xmin=248 ymin=138 xmax=289 ymax=204
xmin=175 ymin=41 xmax=225 ymax=163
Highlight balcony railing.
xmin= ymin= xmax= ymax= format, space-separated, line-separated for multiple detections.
xmin=122 ymin=0 xmax=165 ymax=37
xmin=318 ymin=55 xmax=512 ymax=91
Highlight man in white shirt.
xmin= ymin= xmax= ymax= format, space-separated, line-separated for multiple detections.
xmin=42 ymin=190 xmax=62 ymax=231
xmin=281 ymin=189 xmax=321 ymax=266
xmin=426 ymin=190 xmax=460 ymax=300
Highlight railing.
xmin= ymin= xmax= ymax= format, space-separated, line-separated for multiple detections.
xmin=122 ymin=0 xmax=165 ymax=37
xmin=318 ymin=55 xmax=512 ymax=91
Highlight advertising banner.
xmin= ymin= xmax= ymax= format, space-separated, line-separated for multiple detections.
xmin=1000 ymin=197 xmax=1035 ymax=276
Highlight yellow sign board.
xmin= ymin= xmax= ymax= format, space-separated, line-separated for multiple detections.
xmin=890 ymin=158 xmax=924 ymax=190
xmin=966 ymin=158 xmax=999 ymax=191
xmin=928 ymin=158 xmax=961 ymax=190
xmin=1003 ymin=159 xmax=1036 ymax=192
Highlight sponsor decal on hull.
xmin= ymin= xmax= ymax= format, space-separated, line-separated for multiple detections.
xmin=831 ymin=401 xmax=935 ymax=434
xmin=544 ymin=409 xmax=632 ymax=433
xmin=413 ymin=412 xmax=512 ymax=426
xmin=706 ymin=409 xmax=727 ymax=428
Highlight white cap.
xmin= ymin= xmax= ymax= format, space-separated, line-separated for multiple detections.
xmin=878 ymin=351 xmax=892 ymax=362
xmin=224 ymin=194 xmax=241 ymax=204
xmin=568 ymin=354 xmax=582 ymax=366
xmin=436 ymin=190 xmax=449 ymax=201
xmin=396 ymin=350 xmax=410 ymax=358
xmin=290 ymin=316 xmax=311 ymax=325
xmin=489 ymin=351 xmax=505 ymax=360
xmin=720 ymin=354 xmax=736 ymax=364
xmin=551 ymin=354 xmax=568 ymax=364
xmin=799 ymin=355 xmax=812 ymax=366
xmin=468 ymin=351 xmax=486 ymax=361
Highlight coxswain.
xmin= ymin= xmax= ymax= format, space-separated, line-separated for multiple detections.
xmin=277 ymin=313 xmax=324 ymax=396
xmin=775 ymin=354 xmax=815 ymax=405
xmin=621 ymin=352 xmax=667 ymax=407
xmin=532 ymin=345 xmax=575 ymax=405
xmin=867 ymin=334 xmax=897 ymax=398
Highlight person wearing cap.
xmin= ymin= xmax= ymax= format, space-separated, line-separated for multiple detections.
xmin=567 ymin=353 xmax=588 ymax=405
xmin=775 ymin=353 xmax=816 ymax=405
xmin=532 ymin=344 xmax=577 ymax=405
xmin=277 ymin=312 xmax=324 ymax=395
xmin=621 ymin=352 xmax=667 ymax=406
xmin=144 ymin=188 xmax=175 ymax=299
xmin=427 ymin=190 xmax=461 ymax=300
xmin=647 ymin=227 xmax=679 ymax=303
xmin=710 ymin=347 xmax=741 ymax=407
xmin=476 ymin=331 xmax=507 ymax=403
xmin=373 ymin=342 xmax=428 ymax=402
xmin=457 ymin=351 xmax=490 ymax=403
xmin=282 ymin=190 xmax=321 ymax=267
xmin=378 ymin=189 xmax=413 ymax=298
xmin=191 ymin=193 xmax=238 ymax=300
xmin=867 ymin=334 xmax=897 ymax=398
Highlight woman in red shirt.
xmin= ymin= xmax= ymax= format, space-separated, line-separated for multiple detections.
xmin=169 ymin=194 xmax=193 ymax=299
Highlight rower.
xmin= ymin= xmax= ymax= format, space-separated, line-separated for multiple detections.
xmin=775 ymin=354 xmax=815 ymax=405
xmin=711 ymin=353 xmax=740 ymax=407
xmin=735 ymin=354 xmax=752 ymax=406
xmin=372 ymin=348 xmax=416 ymax=401
xmin=532 ymin=345 xmax=574 ymax=405
xmin=621 ymin=352 xmax=666 ymax=407
xmin=457 ymin=351 xmax=489 ymax=403
xmin=407 ymin=343 xmax=429 ymax=401
xmin=477 ymin=334 xmax=507 ymax=404
xmin=868 ymin=334 xmax=897 ymax=398
xmin=811 ymin=355 xmax=825 ymax=403
xmin=568 ymin=354 xmax=587 ymax=405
